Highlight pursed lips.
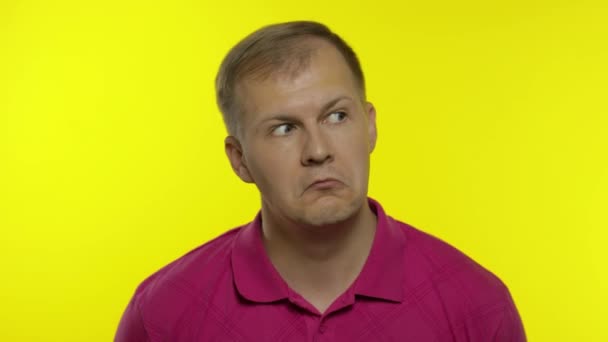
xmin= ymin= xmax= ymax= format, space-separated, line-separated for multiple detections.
xmin=305 ymin=177 xmax=343 ymax=191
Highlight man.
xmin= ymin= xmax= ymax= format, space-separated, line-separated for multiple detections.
xmin=115 ymin=21 xmax=526 ymax=341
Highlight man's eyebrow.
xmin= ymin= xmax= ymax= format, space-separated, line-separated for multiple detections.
xmin=259 ymin=96 xmax=354 ymax=125
xmin=319 ymin=95 xmax=353 ymax=114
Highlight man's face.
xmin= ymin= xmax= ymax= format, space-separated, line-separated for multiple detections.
xmin=226 ymin=40 xmax=377 ymax=228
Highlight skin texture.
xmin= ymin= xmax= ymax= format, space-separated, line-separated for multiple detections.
xmin=224 ymin=39 xmax=378 ymax=313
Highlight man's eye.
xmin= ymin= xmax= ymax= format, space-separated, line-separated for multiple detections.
xmin=327 ymin=111 xmax=347 ymax=124
xmin=271 ymin=123 xmax=295 ymax=136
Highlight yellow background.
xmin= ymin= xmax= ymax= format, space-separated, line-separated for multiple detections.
xmin=1 ymin=0 xmax=606 ymax=340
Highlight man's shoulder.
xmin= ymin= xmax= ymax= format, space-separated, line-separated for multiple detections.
xmin=384 ymin=216 xmax=525 ymax=340
xmin=393 ymin=218 xmax=515 ymax=313
xmin=131 ymin=225 xmax=243 ymax=305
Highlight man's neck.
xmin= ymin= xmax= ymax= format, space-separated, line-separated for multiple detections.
xmin=260 ymin=201 xmax=377 ymax=313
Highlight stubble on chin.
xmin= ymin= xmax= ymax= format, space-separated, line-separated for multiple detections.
xmin=297 ymin=195 xmax=361 ymax=227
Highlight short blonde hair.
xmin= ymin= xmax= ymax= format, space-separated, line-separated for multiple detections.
xmin=215 ymin=21 xmax=366 ymax=137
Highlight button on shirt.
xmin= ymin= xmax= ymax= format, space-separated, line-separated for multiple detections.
xmin=115 ymin=198 xmax=526 ymax=341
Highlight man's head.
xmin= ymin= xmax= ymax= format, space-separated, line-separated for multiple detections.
xmin=216 ymin=21 xmax=366 ymax=138
xmin=216 ymin=21 xmax=377 ymax=228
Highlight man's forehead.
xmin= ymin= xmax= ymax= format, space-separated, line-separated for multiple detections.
xmin=236 ymin=71 xmax=356 ymax=116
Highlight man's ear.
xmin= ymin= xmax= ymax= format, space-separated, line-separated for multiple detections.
xmin=225 ymin=136 xmax=254 ymax=183
xmin=365 ymin=102 xmax=378 ymax=153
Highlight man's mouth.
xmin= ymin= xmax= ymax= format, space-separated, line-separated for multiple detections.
xmin=307 ymin=178 xmax=342 ymax=191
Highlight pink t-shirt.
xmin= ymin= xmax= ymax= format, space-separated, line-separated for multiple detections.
xmin=115 ymin=198 xmax=525 ymax=341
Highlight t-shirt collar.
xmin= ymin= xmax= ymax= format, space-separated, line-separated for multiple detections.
xmin=231 ymin=197 xmax=405 ymax=303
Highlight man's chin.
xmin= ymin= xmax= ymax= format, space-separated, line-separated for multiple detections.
xmin=299 ymin=198 xmax=358 ymax=227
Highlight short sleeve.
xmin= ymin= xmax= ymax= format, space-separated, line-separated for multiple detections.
xmin=469 ymin=292 xmax=526 ymax=342
xmin=114 ymin=292 xmax=149 ymax=342
xmin=449 ymin=292 xmax=527 ymax=341
xmin=491 ymin=294 xmax=527 ymax=342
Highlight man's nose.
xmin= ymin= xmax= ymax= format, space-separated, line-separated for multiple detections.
xmin=301 ymin=126 xmax=333 ymax=166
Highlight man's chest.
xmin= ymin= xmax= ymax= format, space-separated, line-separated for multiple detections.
xmin=157 ymin=300 xmax=453 ymax=342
